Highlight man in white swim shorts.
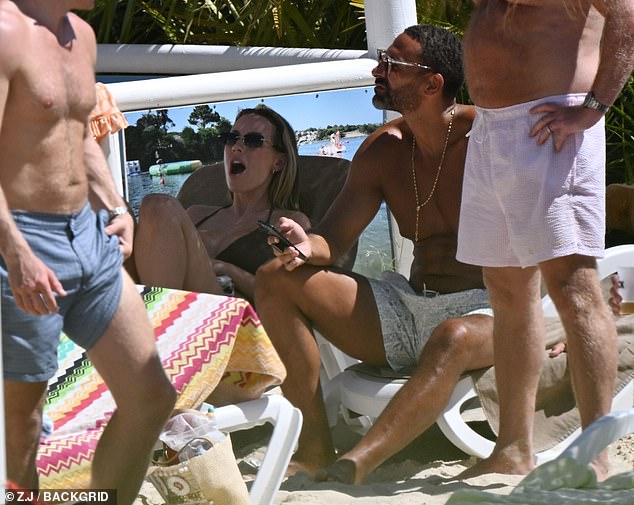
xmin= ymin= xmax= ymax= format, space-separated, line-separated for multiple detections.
xmin=255 ymin=25 xmax=495 ymax=484
xmin=457 ymin=0 xmax=634 ymax=478
xmin=0 ymin=2 xmax=176 ymax=503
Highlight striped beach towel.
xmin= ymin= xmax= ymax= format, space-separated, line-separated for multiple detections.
xmin=37 ymin=286 xmax=286 ymax=489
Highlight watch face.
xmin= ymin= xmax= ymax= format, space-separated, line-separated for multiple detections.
xmin=109 ymin=207 xmax=128 ymax=218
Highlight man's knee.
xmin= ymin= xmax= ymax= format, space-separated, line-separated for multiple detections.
xmin=4 ymin=383 xmax=46 ymax=485
xmin=255 ymin=259 xmax=299 ymax=303
xmin=128 ymin=368 xmax=176 ymax=420
xmin=541 ymin=256 xmax=603 ymax=316
xmin=423 ymin=318 xmax=481 ymax=367
xmin=484 ymin=267 xmax=540 ymax=307
xmin=6 ymin=408 xmax=42 ymax=451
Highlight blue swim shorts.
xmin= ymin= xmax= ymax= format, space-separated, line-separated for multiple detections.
xmin=1 ymin=203 xmax=123 ymax=382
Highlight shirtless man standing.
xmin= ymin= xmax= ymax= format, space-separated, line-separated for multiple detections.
xmin=458 ymin=0 xmax=634 ymax=476
xmin=255 ymin=25 xmax=494 ymax=482
xmin=0 ymin=1 xmax=176 ymax=501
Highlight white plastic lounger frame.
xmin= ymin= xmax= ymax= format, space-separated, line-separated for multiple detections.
xmin=332 ymin=244 xmax=634 ymax=464
xmin=339 ymin=358 xmax=633 ymax=464
xmin=200 ymin=395 xmax=302 ymax=505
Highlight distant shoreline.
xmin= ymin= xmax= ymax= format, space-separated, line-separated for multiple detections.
xmin=299 ymin=131 xmax=368 ymax=144
xmin=342 ymin=130 xmax=367 ymax=138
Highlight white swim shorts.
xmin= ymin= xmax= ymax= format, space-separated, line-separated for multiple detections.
xmin=457 ymin=93 xmax=606 ymax=268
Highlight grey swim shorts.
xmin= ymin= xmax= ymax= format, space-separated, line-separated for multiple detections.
xmin=1 ymin=203 xmax=123 ymax=382
xmin=368 ymin=271 xmax=490 ymax=371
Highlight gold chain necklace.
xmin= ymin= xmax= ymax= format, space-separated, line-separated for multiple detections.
xmin=412 ymin=107 xmax=455 ymax=243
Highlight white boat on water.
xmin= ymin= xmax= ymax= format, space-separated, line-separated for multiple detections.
xmin=319 ymin=142 xmax=347 ymax=157
xmin=319 ymin=131 xmax=347 ymax=156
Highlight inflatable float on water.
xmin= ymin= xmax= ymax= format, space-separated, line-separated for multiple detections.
xmin=148 ymin=160 xmax=202 ymax=176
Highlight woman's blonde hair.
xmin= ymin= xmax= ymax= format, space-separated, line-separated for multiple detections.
xmin=234 ymin=106 xmax=300 ymax=210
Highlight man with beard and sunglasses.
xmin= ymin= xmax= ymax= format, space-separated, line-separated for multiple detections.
xmin=255 ymin=24 xmax=495 ymax=483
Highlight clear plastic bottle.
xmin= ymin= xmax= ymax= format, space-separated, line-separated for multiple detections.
xmin=159 ymin=407 xmax=225 ymax=463
xmin=178 ymin=437 xmax=213 ymax=462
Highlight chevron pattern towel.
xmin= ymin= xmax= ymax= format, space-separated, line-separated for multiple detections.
xmin=37 ymin=286 xmax=286 ymax=489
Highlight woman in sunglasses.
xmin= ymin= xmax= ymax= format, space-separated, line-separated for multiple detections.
xmin=132 ymin=106 xmax=309 ymax=303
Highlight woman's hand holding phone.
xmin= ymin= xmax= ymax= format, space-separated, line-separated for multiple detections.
xmin=259 ymin=217 xmax=310 ymax=270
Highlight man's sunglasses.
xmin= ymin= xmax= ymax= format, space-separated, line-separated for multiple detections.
xmin=376 ymin=49 xmax=433 ymax=73
xmin=219 ymin=131 xmax=273 ymax=148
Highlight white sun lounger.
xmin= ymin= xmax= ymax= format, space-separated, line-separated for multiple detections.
xmin=322 ymin=244 xmax=634 ymax=464
xmin=203 ymin=395 xmax=302 ymax=505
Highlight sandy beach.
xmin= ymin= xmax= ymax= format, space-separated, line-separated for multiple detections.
xmin=137 ymin=419 xmax=634 ymax=505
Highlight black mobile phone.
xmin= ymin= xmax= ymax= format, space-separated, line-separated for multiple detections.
xmin=257 ymin=220 xmax=307 ymax=260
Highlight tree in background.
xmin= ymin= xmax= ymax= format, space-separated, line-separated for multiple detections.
xmin=124 ymin=106 xmax=232 ymax=170
xmin=135 ymin=109 xmax=174 ymax=132
xmin=185 ymin=106 xmax=231 ymax=162
xmin=188 ymin=105 xmax=221 ymax=129
xmin=125 ymin=110 xmax=176 ymax=169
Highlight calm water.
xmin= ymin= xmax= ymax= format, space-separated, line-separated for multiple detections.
xmin=127 ymin=134 xmax=392 ymax=277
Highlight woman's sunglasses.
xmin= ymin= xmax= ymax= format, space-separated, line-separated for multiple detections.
xmin=219 ymin=131 xmax=273 ymax=149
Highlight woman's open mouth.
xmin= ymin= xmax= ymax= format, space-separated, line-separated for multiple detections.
xmin=230 ymin=161 xmax=247 ymax=174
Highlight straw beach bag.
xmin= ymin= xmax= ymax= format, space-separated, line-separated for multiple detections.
xmin=148 ymin=411 xmax=250 ymax=505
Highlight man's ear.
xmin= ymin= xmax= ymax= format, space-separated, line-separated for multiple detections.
xmin=425 ymin=73 xmax=445 ymax=96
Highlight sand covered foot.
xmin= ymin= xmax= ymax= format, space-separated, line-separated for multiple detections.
xmin=455 ymin=452 xmax=534 ymax=480
xmin=285 ymin=459 xmax=329 ymax=480
xmin=316 ymin=459 xmax=359 ymax=484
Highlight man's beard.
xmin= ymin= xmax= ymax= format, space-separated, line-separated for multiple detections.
xmin=372 ymin=82 xmax=420 ymax=113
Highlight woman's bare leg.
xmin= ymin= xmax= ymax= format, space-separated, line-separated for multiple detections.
xmin=134 ymin=194 xmax=221 ymax=294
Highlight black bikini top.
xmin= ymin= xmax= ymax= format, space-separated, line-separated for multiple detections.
xmin=193 ymin=205 xmax=275 ymax=275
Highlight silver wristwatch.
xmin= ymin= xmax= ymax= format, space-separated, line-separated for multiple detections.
xmin=582 ymin=92 xmax=609 ymax=114
xmin=108 ymin=206 xmax=128 ymax=220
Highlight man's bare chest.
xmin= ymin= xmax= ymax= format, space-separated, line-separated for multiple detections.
xmin=382 ymin=163 xmax=463 ymax=240
xmin=12 ymin=43 xmax=96 ymax=124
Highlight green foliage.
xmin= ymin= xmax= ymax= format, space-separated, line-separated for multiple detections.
xmin=301 ymin=123 xmax=380 ymax=141
xmin=84 ymin=0 xmax=367 ymax=48
xmin=134 ymin=110 xmax=175 ymax=132
xmin=124 ymin=108 xmax=231 ymax=170
xmin=188 ymin=105 xmax=221 ymax=129
xmin=416 ymin=0 xmax=473 ymax=35
xmin=606 ymin=77 xmax=634 ymax=185
xmin=84 ymin=0 xmax=474 ymax=47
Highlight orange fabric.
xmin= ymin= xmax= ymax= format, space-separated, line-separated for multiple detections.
xmin=89 ymin=82 xmax=128 ymax=141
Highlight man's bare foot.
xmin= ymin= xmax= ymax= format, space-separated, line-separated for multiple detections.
xmin=590 ymin=451 xmax=610 ymax=481
xmin=456 ymin=450 xmax=534 ymax=480
xmin=315 ymin=459 xmax=359 ymax=484
xmin=285 ymin=459 xmax=329 ymax=479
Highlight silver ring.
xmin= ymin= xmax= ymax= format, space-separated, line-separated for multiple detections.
xmin=545 ymin=125 xmax=553 ymax=135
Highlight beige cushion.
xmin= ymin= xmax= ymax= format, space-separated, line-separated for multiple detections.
xmin=177 ymin=155 xmax=357 ymax=269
